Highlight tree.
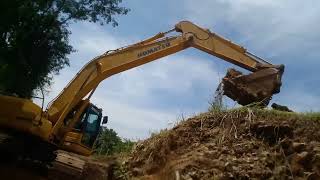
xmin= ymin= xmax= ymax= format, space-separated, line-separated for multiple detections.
xmin=0 ymin=0 xmax=129 ymax=98
xmin=94 ymin=127 xmax=134 ymax=155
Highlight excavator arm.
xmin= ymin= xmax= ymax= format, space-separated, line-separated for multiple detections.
xmin=47 ymin=21 xmax=284 ymax=139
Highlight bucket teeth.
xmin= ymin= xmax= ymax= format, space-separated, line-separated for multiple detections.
xmin=222 ymin=68 xmax=283 ymax=106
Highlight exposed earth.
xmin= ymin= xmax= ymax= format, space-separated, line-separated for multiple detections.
xmin=2 ymin=108 xmax=320 ymax=180
xmin=123 ymin=108 xmax=320 ymax=180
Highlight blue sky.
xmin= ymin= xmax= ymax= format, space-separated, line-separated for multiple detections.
xmin=35 ymin=0 xmax=320 ymax=139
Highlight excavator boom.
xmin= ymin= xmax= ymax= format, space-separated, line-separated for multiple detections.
xmin=46 ymin=21 xmax=284 ymax=140
xmin=0 ymin=21 xmax=285 ymax=159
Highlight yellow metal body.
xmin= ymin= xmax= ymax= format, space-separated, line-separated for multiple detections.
xmin=0 ymin=95 xmax=52 ymax=141
xmin=0 ymin=21 xmax=283 ymax=156
xmin=61 ymin=131 xmax=92 ymax=156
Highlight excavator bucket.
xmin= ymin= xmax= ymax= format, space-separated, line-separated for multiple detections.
xmin=222 ymin=66 xmax=284 ymax=106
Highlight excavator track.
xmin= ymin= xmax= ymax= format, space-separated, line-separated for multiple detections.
xmin=49 ymin=150 xmax=86 ymax=179
xmin=49 ymin=151 xmax=115 ymax=180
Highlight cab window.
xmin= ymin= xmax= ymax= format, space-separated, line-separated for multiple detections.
xmin=86 ymin=114 xmax=99 ymax=132
xmin=78 ymin=105 xmax=102 ymax=147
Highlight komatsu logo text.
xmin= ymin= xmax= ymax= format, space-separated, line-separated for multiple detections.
xmin=137 ymin=42 xmax=171 ymax=58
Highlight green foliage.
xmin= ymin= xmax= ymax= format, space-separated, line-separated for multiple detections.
xmin=0 ymin=0 xmax=129 ymax=97
xmin=114 ymin=139 xmax=135 ymax=154
xmin=208 ymin=105 xmax=320 ymax=122
xmin=94 ymin=127 xmax=134 ymax=155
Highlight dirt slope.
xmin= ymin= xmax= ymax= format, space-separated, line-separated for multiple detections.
xmin=125 ymin=108 xmax=320 ymax=180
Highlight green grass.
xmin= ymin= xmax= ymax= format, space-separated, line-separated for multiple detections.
xmin=209 ymin=105 xmax=320 ymax=118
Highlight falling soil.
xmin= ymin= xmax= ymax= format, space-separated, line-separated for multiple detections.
xmin=125 ymin=108 xmax=320 ymax=180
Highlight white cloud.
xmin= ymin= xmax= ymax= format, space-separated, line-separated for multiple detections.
xmin=91 ymin=96 xmax=177 ymax=139
xmin=184 ymin=0 xmax=320 ymax=59
xmin=182 ymin=0 xmax=320 ymax=113
xmin=90 ymin=54 xmax=220 ymax=138
xmin=34 ymin=22 xmax=128 ymax=107
xmin=68 ymin=22 xmax=136 ymax=68
xmin=99 ymin=54 xmax=220 ymax=99
xmin=272 ymin=90 xmax=320 ymax=112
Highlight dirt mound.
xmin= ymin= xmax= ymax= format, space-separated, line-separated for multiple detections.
xmin=126 ymin=108 xmax=320 ymax=179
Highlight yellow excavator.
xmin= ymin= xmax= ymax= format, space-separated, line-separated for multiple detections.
xmin=0 ymin=21 xmax=284 ymax=171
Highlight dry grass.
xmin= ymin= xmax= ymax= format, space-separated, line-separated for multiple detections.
xmin=125 ymin=107 xmax=320 ymax=179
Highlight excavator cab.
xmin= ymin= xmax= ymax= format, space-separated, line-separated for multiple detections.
xmin=77 ymin=104 xmax=102 ymax=147
xmin=62 ymin=104 xmax=106 ymax=155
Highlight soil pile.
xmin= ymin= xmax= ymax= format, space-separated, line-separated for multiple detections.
xmin=126 ymin=108 xmax=320 ymax=179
